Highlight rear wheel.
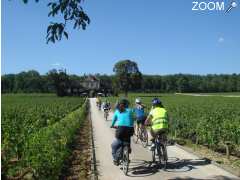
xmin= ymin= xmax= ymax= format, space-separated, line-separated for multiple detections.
xmin=161 ymin=144 xmax=168 ymax=169
xmin=133 ymin=125 xmax=139 ymax=144
xmin=104 ymin=111 xmax=108 ymax=120
xmin=122 ymin=146 xmax=129 ymax=175
xmin=152 ymin=145 xmax=156 ymax=163
xmin=156 ymin=144 xmax=162 ymax=165
xmin=140 ymin=128 xmax=148 ymax=148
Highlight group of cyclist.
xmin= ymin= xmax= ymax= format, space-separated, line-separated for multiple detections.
xmin=96 ymin=96 xmax=111 ymax=112
xmin=110 ymin=97 xmax=169 ymax=166
xmin=96 ymin=95 xmax=169 ymax=166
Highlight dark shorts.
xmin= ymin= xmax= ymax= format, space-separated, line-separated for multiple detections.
xmin=136 ymin=116 xmax=145 ymax=125
xmin=115 ymin=126 xmax=134 ymax=142
xmin=103 ymin=108 xmax=110 ymax=112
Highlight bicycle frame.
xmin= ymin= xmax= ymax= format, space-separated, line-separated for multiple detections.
xmin=104 ymin=109 xmax=109 ymax=120
xmin=134 ymin=125 xmax=148 ymax=147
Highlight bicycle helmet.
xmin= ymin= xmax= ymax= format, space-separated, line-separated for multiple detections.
xmin=152 ymin=97 xmax=161 ymax=105
xmin=135 ymin=98 xmax=141 ymax=104
xmin=119 ymin=98 xmax=129 ymax=108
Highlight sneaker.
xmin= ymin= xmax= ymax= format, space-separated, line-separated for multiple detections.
xmin=113 ymin=160 xmax=119 ymax=166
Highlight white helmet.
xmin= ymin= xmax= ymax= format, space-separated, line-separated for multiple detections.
xmin=135 ymin=98 xmax=141 ymax=104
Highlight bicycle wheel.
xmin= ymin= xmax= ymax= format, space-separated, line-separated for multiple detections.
xmin=122 ymin=146 xmax=129 ymax=175
xmin=105 ymin=113 xmax=108 ymax=121
xmin=152 ymin=145 xmax=156 ymax=163
xmin=133 ymin=126 xmax=139 ymax=144
xmin=140 ymin=128 xmax=148 ymax=148
xmin=104 ymin=111 xmax=108 ymax=120
xmin=161 ymin=144 xmax=168 ymax=169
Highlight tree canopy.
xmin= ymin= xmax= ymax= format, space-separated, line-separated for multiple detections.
xmin=113 ymin=60 xmax=142 ymax=97
xmin=2 ymin=70 xmax=240 ymax=95
xmin=20 ymin=0 xmax=90 ymax=43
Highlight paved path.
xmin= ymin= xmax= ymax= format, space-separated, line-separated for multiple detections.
xmin=90 ymin=98 xmax=239 ymax=180
xmin=175 ymin=93 xmax=240 ymax=98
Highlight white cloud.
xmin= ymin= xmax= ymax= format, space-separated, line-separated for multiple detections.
xmin=51 ymin=62 xmax=62 ymax=66
xmin=218 ymin=37 xmax=224 ymax=43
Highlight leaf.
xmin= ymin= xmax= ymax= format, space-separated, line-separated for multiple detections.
xmin=47 ymin=25 xmax=52 ymax=33
xmin=63 ymin=32 xmax=68 ymax=39
xmin=47 ymin=2 xmax=52 ymax=7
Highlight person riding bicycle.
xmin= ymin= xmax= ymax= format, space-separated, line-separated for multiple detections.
xmin=96 ymin=96 xmax=102 ymax=109
xmin=103 ymin=100 xmax=111 ymax=112
xmin=110 ymin=98 xmax=134 ymax=166
xmin=133 ymin=98 xmax=146 ymax=134
xmin=145 ymin=98 xmax=169 ymax=150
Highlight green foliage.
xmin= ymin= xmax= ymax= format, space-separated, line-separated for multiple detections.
xmin=3 ymin=71 xmax=240 ymax=95
xmin=24 ymin=101 xmax=88 ymax=179
xmin=1 ymin=94 xmax=85 ymax=178
xmin=47 ymin=69 xmax=70 ymax=96
xmin=113 ymin=60 xmax=142 ymax=96
xmin=20 ymin=0 xmax=90 ymax=43
xmin=108 ymin=93 xmax=240 ymax=152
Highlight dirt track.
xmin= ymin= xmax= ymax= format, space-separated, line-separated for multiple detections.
xmin=90 ymin=98 xmax=239 ymax=180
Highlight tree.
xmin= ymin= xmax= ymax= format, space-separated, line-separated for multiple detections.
xmin=1 ymin=74 xmax=15 ymax=93
xmin=20 ymin=0 xmax=90 ymax=43
xmin=113 ymin=60 xmax=142 ymax=97
xmin=47 ymin=69 xmax=70 ymax=96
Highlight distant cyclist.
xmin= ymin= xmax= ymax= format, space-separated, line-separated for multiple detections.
xmin=110 ymin=98 xmax=134 ymax=165
xmin=96 ymin=96 xmax=102 ymax=110
xmin=133 ymin=98 xmax=146 ymax=134
xmin=145 ymin=98 xmax=169 ymax=150
xmin=103 ymin=100 xmax=111 ymax=112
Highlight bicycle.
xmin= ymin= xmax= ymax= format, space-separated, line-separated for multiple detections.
xmin=116 ymin=141 xmax=130 ymax=175
xmin=134 ymin=124 xmax=148 ymax=148
xmin=103 ymin=109 xmax=109 ymax=120
xmin=151 ymin=133 xmax=168 ymax=169
xmin=98 ymin=102 xmax=102 ymax=110
xmin=111 ymin=126 xmax=131 ymax=175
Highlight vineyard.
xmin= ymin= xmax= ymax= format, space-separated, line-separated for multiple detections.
xmin=1 ymin=94 xmax=88 ymax=179
xmin=108 ymin=94 xmax=240 ymax=160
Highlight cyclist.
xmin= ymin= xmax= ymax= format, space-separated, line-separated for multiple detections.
xmin=145 ymin=98 xmax=169 ymax=150
xmin=96 ymin=96 xmax=102 ymax=110
xmin=103 ymin=99 xmax=111 ymax=112
xmin=133 ymin=98 xmax=146 ymax=135
xmin=110 ymin=98 xmax=134 ymax=166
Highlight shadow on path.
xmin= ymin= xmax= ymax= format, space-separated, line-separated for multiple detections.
xmin=165 ymin=157 xmax=211 ymax=173
xmin=126 ymin=159 xmax=159 ymax=177
xmin=124 ymin=157 xmax=212 ymax=178
xmin=168 ymin=175 xmax=240 ymax=180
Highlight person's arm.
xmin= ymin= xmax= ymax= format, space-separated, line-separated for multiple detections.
xmin=145 ymin=109 xmax=153 ymax=125
xmin=145 ymin=114 xmax=152 ymax=126
xmin=111 ymin=111 xmax=118 ymax=127
xmin=141 ymin=104 xmax=146 ymax=109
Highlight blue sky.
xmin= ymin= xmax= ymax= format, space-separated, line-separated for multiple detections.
xmin=2 ymin=0 xmax=240 ymax=75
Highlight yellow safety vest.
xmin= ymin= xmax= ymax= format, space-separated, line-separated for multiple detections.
xmin=150 ymin=107 xmax=168 ymax=130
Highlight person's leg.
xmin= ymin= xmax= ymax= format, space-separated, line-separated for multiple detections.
xmin=111 ymin=138 xmax=122 ymax=162
xmin=135 ymin=120 xmax=140 ymax=136
xmin=126 ymin=127 xmax=134 ymax=153
xmin=150 ymin=128 xmax=156 ymax=142
xmin=149 ymin=128 xmax=158 ymax=149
